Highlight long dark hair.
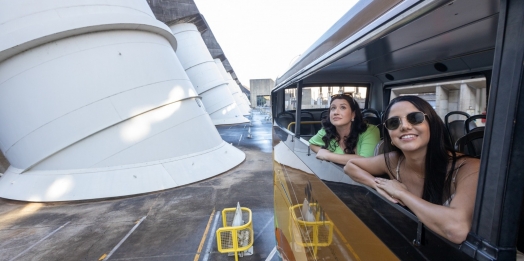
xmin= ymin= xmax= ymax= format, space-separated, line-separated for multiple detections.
xmin=382 ymin=96 xmax=459 ymax=204
xmin=321 ymin=94 xmax=367 ymax=154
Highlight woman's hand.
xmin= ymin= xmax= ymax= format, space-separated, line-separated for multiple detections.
xmin=315 ymin=149 xmax=331 ymax=161
xmin=374 ymin=178 xmax=408 ymax=205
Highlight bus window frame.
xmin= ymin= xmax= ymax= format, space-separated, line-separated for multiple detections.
xmin=463 ymin=1 xmax=524 ymax=259
xmin=283 ymin=83 xmax=371 ymax=111
xmin=382 ymin=71 xmax=492 ymax=110
xmin=277 ymin=82 xmax=370 ymax=138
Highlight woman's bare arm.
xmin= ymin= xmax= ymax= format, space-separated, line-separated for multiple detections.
xmin=310 ymin=144 xmax=363 ymax=165
xmin=375 ymin=158 xmax=480 ymax=244
xmin=310 ymin=144 xmax=321 ymax=153
xmin=345 ymin=153 xmax=396 ymax=178
xmin=315 ymin=148 xmax=362 ymax=165
xmin=344 ymin=153 xmax=400 ymax=203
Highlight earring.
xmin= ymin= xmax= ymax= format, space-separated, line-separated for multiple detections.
xmin=351 ymin=118 xmax=354 ymax=122
xmin=391 ymin=141 xmax=394 ymax=146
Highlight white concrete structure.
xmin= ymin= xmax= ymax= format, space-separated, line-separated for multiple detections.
xmin=246 ymin=94 xmax=252 ymax=106
xmin=170 ymin=23 xmax=248 ymax=125
xmin=235 ymin=76 xmax=253 ymax=108
xmin=215 ymin=59 xmax=251 ymax=115
xmin=0 ymin=0 xmax=245 ymax=202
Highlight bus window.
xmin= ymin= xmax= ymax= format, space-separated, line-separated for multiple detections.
xmin=284 ymin=87 xmax=297 ymax=111
xmin=284 ymin=85 xmax=368 ymax=111
xmin=389 ymin=77 xmax=487 ymax=125
xmin=280 ymin=85 xmax=369 ymax=138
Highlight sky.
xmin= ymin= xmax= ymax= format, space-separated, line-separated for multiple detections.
xmin=193 ymin=0 xmax=358 ymax=89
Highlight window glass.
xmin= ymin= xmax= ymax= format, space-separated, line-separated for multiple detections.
xmin=257 ymin=95 xmax=270 ymax=107
xmin=390 ymin=78 xmax=487 ymax=127
xmin=284 ymin=88 xmax=297 ymax=110
xmin=284 ymin=86 xmax=368 ymax=111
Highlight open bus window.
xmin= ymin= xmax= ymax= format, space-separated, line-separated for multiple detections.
xmin=390 ymin=77 xmax=487 ymax=125
xmin=280 ymin=85 xmax=369 ymax=138
xmin=284 ymin=86 xmax=368 ymax=111
xmin=389 ymin=77 xmax=488 ymax=155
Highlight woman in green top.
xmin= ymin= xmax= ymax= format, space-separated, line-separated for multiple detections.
xmin=309 ymin=94 xmax=380 ymax=165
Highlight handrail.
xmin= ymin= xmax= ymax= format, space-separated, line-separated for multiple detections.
xmin=287 ymin=121 xmax=322 ymax=131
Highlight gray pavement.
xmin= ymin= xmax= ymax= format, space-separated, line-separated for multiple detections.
xmin=0 ymin=109 xmax=277 ymax=261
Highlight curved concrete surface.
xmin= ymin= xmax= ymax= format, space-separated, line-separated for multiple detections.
xmin=215 ymin=59 xmax=252 ymax=116
xmin=170 ymin=23 xmax=248 ymax=125
xmin=0 ymin=0 xmax=245 ymax=202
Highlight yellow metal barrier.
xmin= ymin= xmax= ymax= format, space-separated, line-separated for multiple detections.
xmin=216 ymin=207 xmax=254 ymax=261
xmin=287 ymin=121 xmax=321 ymax=131
xmin=289 ymin=203 xmax=333 ymax=257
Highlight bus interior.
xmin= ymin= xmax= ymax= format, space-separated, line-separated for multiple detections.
xmin=271 ymin=0 xmax=524 ymax=260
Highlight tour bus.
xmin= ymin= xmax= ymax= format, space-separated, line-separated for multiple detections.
xmin=271 ymin=0 xmax=523 ymax=260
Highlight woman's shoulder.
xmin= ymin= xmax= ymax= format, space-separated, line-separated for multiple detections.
xmin=362 ymin=124 xmax=380 ymax=134
xmin=317 ymin=128 xmax=329 ymax=138
xmin=381 ymin=151 xmax=401 ymax=177
xmin=365 ymin=123 xmax=378 ymax=130
xmin=309 ymin=128 xmax=327 ymax=145
xmin=385 ymin=151 xmax=401 ymax=162
xmin=316 ymin=128 xmax=326 ymax=134
xmin=454 ymin=156 xmax=480 ymax=181
xmin=453 ymin=154 xmax=480 ymax=168
xmin=358 ymin=124 xmax=381 ymax=144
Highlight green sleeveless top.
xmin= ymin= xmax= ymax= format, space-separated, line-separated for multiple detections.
xmin=308 ymin=124 xmax=380 ymax=158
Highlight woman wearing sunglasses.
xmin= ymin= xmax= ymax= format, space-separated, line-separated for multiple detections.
xmin=309 ymin=94 xmax=380 ymax=165
xmin=344 ymin=96 xmax=479 ymax=244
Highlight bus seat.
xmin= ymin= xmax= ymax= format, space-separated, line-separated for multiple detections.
xmin=301 ymin=111 xmax=315 ymax=119
xmin=374 ymin=139 xmax=384 ymax=156
xmin=455 ymin=130 xmax=484 ymax=158
xmin=465 ymin=114 xmax=486 ymax=133
xmin=448 ymin=121 xmax=467 ymax=145
xmin=445 ymin=111 xmax=470 ymax=145
xmin=276 ymin=111 xmax=318 ymax=136
xmin=320 ymin=110 xmax=329 ymax=120
xmin=362 ymin=108 xmax=381 ymax=119
xmin=362 ymin=109 xmax=382 ymax=139
xmin=362 ymin=109 xmax=381 ymax=126
xmin=299 ymin=112 xmax=316 ymax=136
xmin=364 ymin=117 xmax=381 ymax=126
xmin=276 ymin=112 xmax=295 ymax=129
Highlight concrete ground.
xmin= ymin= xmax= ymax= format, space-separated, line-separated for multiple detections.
xmin=0 ymin=109 xmax=277 ymax=261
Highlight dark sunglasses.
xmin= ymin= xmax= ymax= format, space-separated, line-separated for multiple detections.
xmin=330 ymin=94 xmax=356 ymax=105
xmin=331 ymin=93 xmax=353 ymax=98
xmin=384 ymin=111 xmax=427 ymax=130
